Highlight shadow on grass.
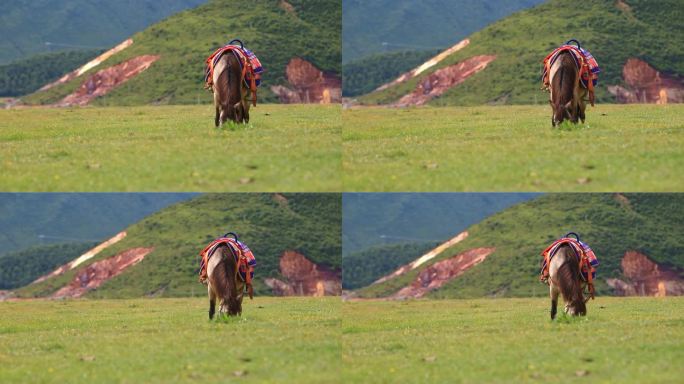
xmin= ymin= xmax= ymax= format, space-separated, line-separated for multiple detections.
xmin=217 ymin=121 xmax=253 ymax=132
xmin=553 ymin=120 xmax=588 ymax=131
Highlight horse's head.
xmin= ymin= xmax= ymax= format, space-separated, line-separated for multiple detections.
xmin=551 ymin=100 xmax=572 ymax=126
xmin=566 ymin=297 xmax=587 ymax=317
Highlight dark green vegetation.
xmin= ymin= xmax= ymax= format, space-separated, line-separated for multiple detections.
xmin=343 ymin=104 xmax=684 ymax=192
xmin=342 ymin=49 xmax=439 ymax=97
xmin=0 ymin=193 xmax=193 ymax=255
xmin=0 ymin=50 xmax=103 ymax=97
xmin=343 ymin=298 xmax=684 ymax=383
xmin=15 ymin=193 xmax=341 ymax=298
xmin=342 ymin=241 xmax=439 ymax=290
xmin=358 ymin=193 xmax=684 ymax=298
xmin=0 ymin=297 xmax=340 ymax=383
xmin=0 ymin=242 xmax=97 ymax=289
xmin=0 ymin=105 xmax=341 ymax=192
xmin=0 ymin=0 xmax=206 ymax=64
xmin=342 ymin=0 xmax=544 ymax=62
xmin=23 ymin=0 xmax=341 ymax=105
xmin=363 ymin=0 xmax=684 ymax=105
xmin=343 ymin=193 xmax=537 ymax=254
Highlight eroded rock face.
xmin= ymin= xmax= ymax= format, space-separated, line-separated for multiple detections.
xmin=52 ymin=247 xmax=154 ymax=298
xmin=56 ymin=55 xmax=160 ymax=107
xmin=607 ymin=58 xmax=684 ymax=104
xmin=270 ymin=57 xmax=341 ymax=104
xmin=392 ymin=247 xmax=496 ymax=299
xmin=394 ymin=55 xmax=496 ymax=106
xmin=606 ymin=251 xmax=684 ymax=296
xmin=263 ymin=251 xmax=341 ymax=296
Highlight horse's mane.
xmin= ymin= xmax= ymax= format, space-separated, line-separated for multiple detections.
xmin=556 ymin=244 xmax=587 ymax=314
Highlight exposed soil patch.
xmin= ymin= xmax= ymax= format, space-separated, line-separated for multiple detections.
xmin=270 ymin=57 xmax=341 ymax=104
xmin=392 ymin=247 xmax=496 ymax=299
xmin=56 ymin=55 xmax=160 ymax=107
xmin=375 ymin=39 xmax=470 ymax=92
xmin=606 ymin=251 xmax=684 ymax=296
xmin=607 ymin=58 xmax=684 ymax=103
xmin=52 ymin=247 xmax=154 ymax=299
xmin=393 ymin=55 xmax=496 ymax=106
xmin=279 ymin=0 xmax=296 ymax=15
xmin=263 ymin=251 xmax=341 ymax=296
xmin=613 ymin=193 xmax=632 ymax=209
xmin=373 ymin=231 xmax=469 ymax=285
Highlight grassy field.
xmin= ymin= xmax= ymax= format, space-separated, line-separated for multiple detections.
xmin=0 ymin=104 xmax=340 ymax=191
xmin=342 ymin=297 xmax=684 ymax=383
xmin=343 ymin=104 xmax=684 ymax=191
xmin=0 ymin=297 xmax=340 ymax=383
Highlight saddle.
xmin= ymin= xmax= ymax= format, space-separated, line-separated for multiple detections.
xmin=204 ymin=39 xmax=263 ymax=107
xmin=539 ymin=233 xmax=599 ymax=299
xmin=541 ymin=40 xmax=600 ymax=106
xmin=199 ymin=234 xmax=256 ymax=298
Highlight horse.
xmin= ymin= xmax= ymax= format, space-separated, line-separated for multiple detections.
xmin=549 ymin=51 xmax=587 ymax=126
xmin=207 ymin=244 xmax=245 ymax=318
xmin=548 ymin=243 xmax=587 ymax=320
xmin=212 ymin=53 xmax=250 ymax=126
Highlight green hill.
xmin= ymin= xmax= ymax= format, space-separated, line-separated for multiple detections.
xmin=0 ymin=193 xmax=195 ymax=256
xmin=342 ymin=0 xmax=544 ymax=63
xmin=0 ymin=242 xmax=97 ymax=290
xmin=0 ymin=0 xmax=207 ymax=64
xmin=361 ymin=0 xmax=684 ymax=105
xmin=23 ymin=0 xmax=341 ymax=106
xmin=357 ymin=193 xmax=684 ymax=298
xmin=342 ymin=193 xmax=537 ymax=254
xmin=14 ymin=193 xmax=341 ymax=298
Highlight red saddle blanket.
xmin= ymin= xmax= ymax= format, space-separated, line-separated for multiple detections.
xmin=541 ymin=45 xmax=600 ymax=106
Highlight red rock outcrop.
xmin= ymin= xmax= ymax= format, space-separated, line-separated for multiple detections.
xmin=392 ymin=247 xmax=495 ymax=299
xmin=263 ymin=251 xmax=341 ymax=296
xmin=606 ymin=251 xmax=684 ymax=296
xmin=394 ymin=55 xmax=496 ymax=106
xmin=607 ymin=58 xmax=684 ymax=104
xmin=56 ymin=55 xmax=160 ymax=107
xmin=52 ymin=247 xmax=154 ymax=298
xmin=270 ymin=57 xmax=341 ymax=104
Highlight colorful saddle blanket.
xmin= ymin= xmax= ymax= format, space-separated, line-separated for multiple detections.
xmin=540 ymin=237 xmax=598 ymax=299
xmin=204 ymin=43 xmax=263 ymax=106
xmin=199 ymin=237 xmax=256 ymax=282
xmin=541 ymin=44 xmax=600 ymax=105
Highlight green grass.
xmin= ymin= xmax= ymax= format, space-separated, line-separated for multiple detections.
xmin=0 ymin=297 xmax=340 ymax=383
xmin=343 ymin=297 xmax=684 ymax=383
xmin=343 ymin=104 xmax=684 ymax=191
xmin=0 ymin=104 xmax=341 ymax=191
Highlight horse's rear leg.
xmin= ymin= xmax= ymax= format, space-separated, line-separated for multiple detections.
xmin=214 ymin=107 xmax=220 ymax=127
xmin=550 ymin=285 xmax=559 ymax=320
xmin=208 ymin=285 xmax=217 ymax=320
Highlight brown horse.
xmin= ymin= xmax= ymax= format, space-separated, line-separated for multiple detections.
xmin=548 ymin=243 xmax=587 ymax=319
xmin=549 ymin=51 xmax=587 ymax=126
xmin=207 ymin=244 xmax=245 ymax=318
xmin=212 ymin=53 xmax=250 ymax=126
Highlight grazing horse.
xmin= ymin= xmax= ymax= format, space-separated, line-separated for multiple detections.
xmin=207 ymin=244 xmax=245 ymax=318
xmin=549 ymin=51 xmax=587 ymax=126
xmin=212 ymin=53 xmax=250 ymax=126
xmin=548 ymin=243 xmax=587 ymax=320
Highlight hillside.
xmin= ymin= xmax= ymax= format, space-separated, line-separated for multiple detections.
xmin=13 ymin=193 xmax=341 ymax=298
xmin=0 ymin=193 xmax=194 ymax=256
xmin=0 ymin=0 xmax=206 ymax=64
xmin=22 ymin=0 xmax=341 ymax=106
xmin=356 ymin=193 xmax=684 ymax=298
xmin=342 ymin=193 xmax=537 ymax=254
xmin=342 ymin=0 xmax=544 ymax=63
xmin=361 ymin=0 xmax=684 ymax=105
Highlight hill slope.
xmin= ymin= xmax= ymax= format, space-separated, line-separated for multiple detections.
xmin=342 ymin=0 xmax=544 ymax=62
xmin=0 ymin=193 xmax=195 ymax=256
xmin=361 ymin=0 xmax=684 ymax=105
xmin=23 ymin=0 xmax=341 ymax=106
xmin=357 ymin=193 xmax=684 ymax=298
xmin=0 ymin=0 xmax=206 ymax=64
xmin=15 ymin=193 xmax=341 ymax=298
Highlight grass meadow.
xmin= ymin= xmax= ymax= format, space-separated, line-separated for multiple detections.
xmin=0 ymin=104 xmax=341 ymax=191
xmin=0 ymin=297 xmax=340 ymax=383
xmin=342 ymin=297 xmax=684 ymax=383
xmin=343 ymin=104 xmax=684 ymax=191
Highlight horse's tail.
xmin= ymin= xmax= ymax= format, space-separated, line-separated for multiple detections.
xmin=557 ymin=248 xmax=587 ymax=314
